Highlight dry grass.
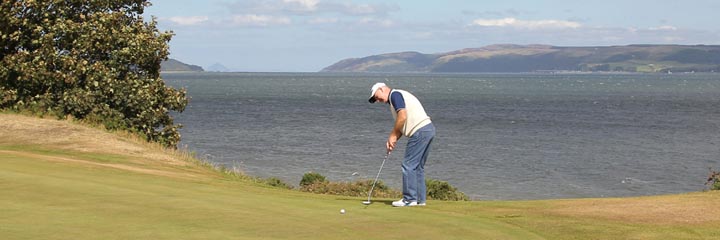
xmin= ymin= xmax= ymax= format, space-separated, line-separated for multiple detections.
xmin=0 ymin=149 xmax=202 ymax=179
xmin=0 ymin=112 xmax=191 ymax=167
xmin=549 ymin=192 xmax=720 ymax=225
xmin=0 ymin=112 xmax=223 ymax=182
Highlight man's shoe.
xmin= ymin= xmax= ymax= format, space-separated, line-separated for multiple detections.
xmin=392 ymin=199 xmax=417 ymax=207
xmin=417 ymin=202 xmax=426 ymax=206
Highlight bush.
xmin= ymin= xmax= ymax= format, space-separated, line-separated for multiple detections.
xmin=426 ymin=178 xmax=469 ymax=201
xmin=298 ymin=173 xmax=467 ymax=201
xmin=264 ymin=177 xmax=293 ymax=189
xmin=299 ymin=179 xmax=401 ymax=198
xmin=300 ymin=172 xmax=327 ymax=187
xmin=707 ymin=168 xmax=720 ymax=191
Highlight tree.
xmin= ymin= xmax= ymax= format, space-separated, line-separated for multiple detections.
xmin=0 ymin=0 xmax=187 ymax=147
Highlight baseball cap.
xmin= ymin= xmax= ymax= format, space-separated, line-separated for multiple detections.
xmin=368 ymin=82 xmax=386 ymax=103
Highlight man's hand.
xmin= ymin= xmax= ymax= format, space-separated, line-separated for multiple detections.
xmin=386 ymin=134 xmax=398 ymax=153
xmin=387 ymin=109 xmax=406 ymax=153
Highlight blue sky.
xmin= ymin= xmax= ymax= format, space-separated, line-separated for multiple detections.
xmin=144 ymin=0 xmax=720 ymax=72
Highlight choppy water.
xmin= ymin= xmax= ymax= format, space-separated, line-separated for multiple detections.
xmin=165 ymin=72 xmax=720 ymax=200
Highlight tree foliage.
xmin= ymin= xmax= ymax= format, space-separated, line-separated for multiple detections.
xmin=0 ymin=0 xmax=187 ymax=147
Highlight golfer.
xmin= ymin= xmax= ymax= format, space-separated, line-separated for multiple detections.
xmin=368 ymin=82 xmax=435 ymax=207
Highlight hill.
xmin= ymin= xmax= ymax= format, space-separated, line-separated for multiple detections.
xmin=161 ymin=58 xmax=204 ymax=72
xmin=322 ymin=44 xmax=720 ymax=73
xmin=206 ymin=63 xmax=231 ymax=72
xmin=1 ymin=113 xmax=719 ymax=239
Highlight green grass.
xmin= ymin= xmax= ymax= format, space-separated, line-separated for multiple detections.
xmin=0 ymin=150 xmax=540 ymax=239
xmin=0 ymin=145 xmax=130 ymax=164
xmin=1 ymin=113 xmax=719 ymax=239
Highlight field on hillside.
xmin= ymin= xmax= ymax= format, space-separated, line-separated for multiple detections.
xmin=1 ymin=113 xmax=719 ymax=239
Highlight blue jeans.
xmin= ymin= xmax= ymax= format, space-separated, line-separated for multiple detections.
xmin=402 ymin=123 xmax=435 ymax=203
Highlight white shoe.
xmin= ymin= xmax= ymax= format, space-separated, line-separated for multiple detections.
xmin=417 ymin=202 xmax=426 ymax=206
xmin=392 ymin=199 xmax=417 ymax=207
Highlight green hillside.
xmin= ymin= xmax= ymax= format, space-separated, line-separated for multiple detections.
xmin=322 ymin=44 xmax=720 ymax=73
xmin=1 ymin=113 xmax=719 ymax=239
xmin=161 ymin=58 xmax=204 ymax=72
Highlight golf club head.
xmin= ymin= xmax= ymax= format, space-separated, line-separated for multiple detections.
xmin=362 ymin=201 xmax=372 ymax=205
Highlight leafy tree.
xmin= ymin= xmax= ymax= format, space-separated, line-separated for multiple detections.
xmin=0 ymin=0 xmax=187 ymax=147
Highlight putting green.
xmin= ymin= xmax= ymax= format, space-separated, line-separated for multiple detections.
xmin=1 ymin=113 xmax=719 ymax=239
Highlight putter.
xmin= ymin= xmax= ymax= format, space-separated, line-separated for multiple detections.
xmin=362 ymin=152 xmax=390 ymax=205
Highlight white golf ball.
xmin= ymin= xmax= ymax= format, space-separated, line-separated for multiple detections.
xmin=340 ymin=209 xmax=346 ymax=214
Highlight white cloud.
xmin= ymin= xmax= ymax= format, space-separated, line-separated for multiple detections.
xmin=358 ymin=17 xmax=395 ymax=28
xmin=232 ymin=14 xmax=291 ymax=26
xmin=601 ymin=36 xmax=623 ymax=42
xmin=227 ymin=0 xmax=398 ymax=16
xmin=470 ymin=18 xmax=581 ymax=29
xmin=203 ymin=0 xmax=400 ymax=29
xmin=649 ymin=25 xmax=678 ymax=31
xmin=330 ymin=3 xmax=387 ymax=15
xmin=166 ymin=16 xmax=209 ymax=26
xmin=282 ymin=0 xmax=319 ymax=12
xmin=662 ymin=36 xmax=684 ymax=42
xmin=308 ymin=17 xmax=338 ymax=24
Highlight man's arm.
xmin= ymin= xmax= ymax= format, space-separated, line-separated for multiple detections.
xmin=387 ymin=109 xmax=406 ymax=153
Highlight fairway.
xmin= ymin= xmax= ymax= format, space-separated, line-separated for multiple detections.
xmin=1 ymin=113 xmax=719 ymax=239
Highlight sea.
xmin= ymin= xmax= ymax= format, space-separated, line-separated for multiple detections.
xmin=164 ymin=72 xmax=720 ymax=200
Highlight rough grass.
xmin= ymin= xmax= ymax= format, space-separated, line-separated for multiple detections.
xmin=2 ymin=112 xmax=720 ymax=239
xmin=300 ymin=179 xmax=402 ymax=198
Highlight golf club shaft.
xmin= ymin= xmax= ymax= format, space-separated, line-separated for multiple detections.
xmin=366 ymin=152 xmax=390 ymax=203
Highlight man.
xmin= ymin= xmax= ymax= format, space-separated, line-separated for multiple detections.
xmin=368 ymin=82 xmax=436 ymax=207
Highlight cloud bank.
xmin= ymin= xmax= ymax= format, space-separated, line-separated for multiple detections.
xmin=470 ymin=18 xmax=581 ymax=29
xmin=231 ymin=14 xmax=292 ymax=26
xmin=166 ymin=16 xmax=209 ymax=26
xmin=157 ymin=0 xmax=718 ymax=46
xmin=226 ymin=0 xmax=398 ymax=16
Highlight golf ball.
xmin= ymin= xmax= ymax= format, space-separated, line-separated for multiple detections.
xmin=340 ymin=209 xmax=346 ymax=214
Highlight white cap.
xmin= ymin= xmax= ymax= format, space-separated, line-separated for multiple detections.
xmin=368 ymin=82 xmax=386 ymax=103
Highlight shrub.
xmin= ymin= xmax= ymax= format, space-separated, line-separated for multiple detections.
xmin=707 ymin=168 xmax=720 ymax=191
xmin=300 ymin=179 xmax=401 ymax=198
xmin=300 ymin=172 xmax=327 ymax=187
xmin=426 ymin=178 xmax=469 ymax=201
xmin=297 ymin=173 xmax=467 ymax=201
xmin=264 ymin=177 xmax=293 ymax=189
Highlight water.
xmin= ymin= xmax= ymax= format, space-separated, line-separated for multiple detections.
xmin=164 ymin=72 xmax=720 ymax=200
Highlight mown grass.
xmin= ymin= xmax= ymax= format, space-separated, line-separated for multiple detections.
xmin=0 ymin=149 xmax=542 ymax=239
xmin=2 ymin=113 xmax=720 ymax=239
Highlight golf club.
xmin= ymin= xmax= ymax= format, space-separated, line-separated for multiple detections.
xmin=362 ymin=151 xmax=390 ymax=205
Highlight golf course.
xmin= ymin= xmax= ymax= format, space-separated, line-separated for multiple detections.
xmin=1 ymin=113 xmax=719 ymax=239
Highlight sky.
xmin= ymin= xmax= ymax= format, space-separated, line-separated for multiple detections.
xmin=143 ymin=0 xmax=720 ymax=72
